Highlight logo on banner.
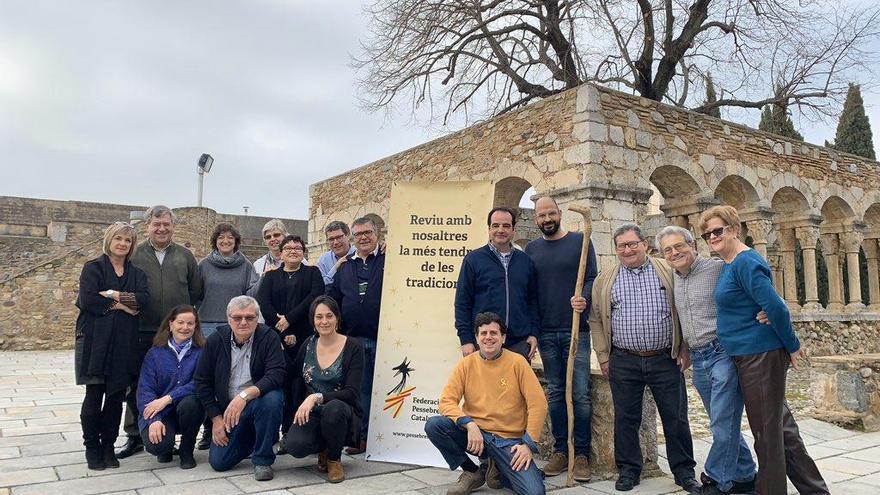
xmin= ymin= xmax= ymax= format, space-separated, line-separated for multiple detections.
xmin=383 ymin=357 xmax=416 ymax=419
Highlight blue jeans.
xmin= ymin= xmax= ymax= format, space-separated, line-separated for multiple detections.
xmin=538 ymin=331 xmax=592 ymax=456
xmin=424 ymin=416 xmax=545 ymax=495
xmin=690 ymin=340 xmax=756 ymax=491
xmin=208 ymin=389 xmax=283 ymax=470
xmin=360 ymin=337 xmax=377 ymax=441
xmin=201 ymin=322 xmax=222 ymax=338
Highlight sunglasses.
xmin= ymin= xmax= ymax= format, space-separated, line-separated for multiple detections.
xmin=700 ymin=225 xmax=730 ymax=241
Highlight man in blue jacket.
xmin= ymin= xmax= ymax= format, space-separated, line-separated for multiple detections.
xmin=454 ymin=207 xmax=539 ymax=361
xmin=326 ymin=215 xmax=385 ymax=454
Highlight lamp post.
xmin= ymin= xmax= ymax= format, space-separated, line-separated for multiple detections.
xmin=197 ymin=153 xmax=214 ymax=207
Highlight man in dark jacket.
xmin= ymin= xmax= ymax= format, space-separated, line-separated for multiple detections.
xmin=454 ymin=207 xmax=539 ymax=361
xmin=326 ymin=215 xmax=385 ymax=454
xmin=194 ymin=296 xmax=285 ymax=481
xmin=118 ymin=205 xmax=204 ymax=458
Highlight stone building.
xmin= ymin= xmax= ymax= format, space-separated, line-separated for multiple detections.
xmin=0 ymin=196 xmax=306 ymax=350
xmin=309 ymin=83 xmax=880 ymax=357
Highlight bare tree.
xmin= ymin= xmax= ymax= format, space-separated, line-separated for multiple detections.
xmin=353 ymin=0 xmax=879 ymax=124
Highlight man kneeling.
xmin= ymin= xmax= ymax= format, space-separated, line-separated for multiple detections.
xmin=425 ymin=312 xmax=548 ymax=495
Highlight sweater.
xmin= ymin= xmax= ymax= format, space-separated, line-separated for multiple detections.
xmin=197 ymin=251 xmax=258 ymax=323
xmin=326 ymin=250 xmax=385 ymax=340
xmin=525 ymin=233 xmax=597 ymax=332
xmin=454 ymin=244 xmax=539 ymax=346
xmin=715 ymin=249 xmax=800 ymax=356
xmin=136 ymin=343 xmax=203 ymax=431
xmin=439 ymin=350 xmax=547 ymax=441
xmin=131 ymin=241 xmax=203 ymax=333
xmin=194 ymin=323 xmax=287 ymax=419
xmin=257 ymin=265 xmax=324 ymax=342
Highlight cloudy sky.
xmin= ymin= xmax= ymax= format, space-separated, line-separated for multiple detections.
xmin=1 ymin=1 xmax=878 ymax=220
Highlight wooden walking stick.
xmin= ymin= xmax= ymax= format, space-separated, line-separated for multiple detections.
xmin=565 ymin=205 xmax=592 ymax=486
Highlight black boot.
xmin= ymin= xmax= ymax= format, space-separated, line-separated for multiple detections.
xmin=85 ymin=447 xmax=106 ymax=471
xmin=81 ymin=412 xmax=105 ymax=471
xmin=102 ymin=443 xmax=120 ymax=468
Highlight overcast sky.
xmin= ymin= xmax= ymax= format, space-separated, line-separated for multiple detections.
xmin=1 ymin=1 xmax=878 ymax=220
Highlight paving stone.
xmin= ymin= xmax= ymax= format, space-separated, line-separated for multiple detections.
xmin=546 ymin=486 xmax=616 ymax=494
xmin=842 ymin=445 xmax=880 ymax=463
xmin=584 ymin=476 xmax=684 ymax=494
xmin=399 ymin=467 xmax=459 ymax=486
xmin=785 ymin=419 xmax=857 ymax=441
xmin=152 ymin=458 xmax=252 ymax=485
xmin=227 ymin=466 xmax=325 ymax=493
xmin=55 ymin=452 xmax=162 ymax=480
xmin=138 ymin=478 xmax=242 ymax=495
xmin=0 ymin=467 xmax=58 ymax=487
xmin=820 ymin=433 xmax=880 ymax=451
xmin=827 ymin=480 xmax=880 ymax=494
xmin=857 ymin=470 xmax=880 ymax=485
xmin=0 ymin=451 xmax=85 ymax=472
xmin=0 ymin=421 xmax=26 ymax=429
xmin=291 ymin=472 xmax=427 ymax=494
xmin=805 ymin=444 xmax=848 ymax=460
xmin=815 ymin=456 xmax=880 ymax=476
xmin=24 ymin=415 xmax=80 ymax=426
xmin=0 ymin=433 xmax=64 ymax=448
xmin=0 ymin=448 xmax=20 ymax=460
xmin=19 ymin=439 xmax=84 ymax=457
xmin=11 ymin=471 xmax=161 ymax=495
xmin=0 ymin=423 xmax=81 ymax=437
xmin=815 ymin=467 xmax=858 ymax=484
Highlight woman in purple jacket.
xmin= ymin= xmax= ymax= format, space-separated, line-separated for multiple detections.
xmin=136 ymin=305 xmax=205 ymax=469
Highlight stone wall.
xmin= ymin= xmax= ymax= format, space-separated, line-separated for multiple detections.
xmin=793 ymin=317 xmax=880 ymax=356
xmin=810 ymin=354 xmax=880 ymax=431
xmin=0 ymin=196 xmax=306 ymax=350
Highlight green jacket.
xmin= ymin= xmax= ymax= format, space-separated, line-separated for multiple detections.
xmin=131 ymin=241 xmax=203 ymax=333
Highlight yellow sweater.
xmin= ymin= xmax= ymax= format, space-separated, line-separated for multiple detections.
xmin=439 ymin=350 xmax=547 ymax=441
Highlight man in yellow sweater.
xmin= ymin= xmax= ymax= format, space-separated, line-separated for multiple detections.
xmin=425 ymin=312 xmax=548 ymax=495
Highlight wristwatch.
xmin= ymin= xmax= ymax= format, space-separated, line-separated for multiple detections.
xmin=106 ymin=289 xmax=116 ymax=298
xmin=314 ymin=393 xmax=323 ymax=404
xmin=238 ymin=391 xmax=250 ymax=401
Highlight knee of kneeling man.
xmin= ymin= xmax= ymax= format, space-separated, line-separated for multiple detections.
xmin=424 ymin=415 xmax=449 ymax=435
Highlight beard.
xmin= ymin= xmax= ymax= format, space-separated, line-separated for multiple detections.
xmin=539 ymin=220 xmax=560 ymax=236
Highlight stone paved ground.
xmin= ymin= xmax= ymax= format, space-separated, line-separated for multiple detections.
xmin=1 ymin=352 xmax=878 ymax=495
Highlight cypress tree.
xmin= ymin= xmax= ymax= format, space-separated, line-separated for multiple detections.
xmin=757 ymin=85 xmax=804 ymax=141
xmin=833 ymin=83 xmax=875 ymax=159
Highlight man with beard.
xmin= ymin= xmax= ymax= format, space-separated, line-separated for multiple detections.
xmin=524 ymin=196 xmax=597 ymax=481
xmin=454 ymin=207 xmax=539 ymax=361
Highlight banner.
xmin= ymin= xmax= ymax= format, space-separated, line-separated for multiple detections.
xmin=365 ymin=180 xmax=495 ymax=467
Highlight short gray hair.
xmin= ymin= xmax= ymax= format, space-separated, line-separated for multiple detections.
xmin=261 ymin=219 xmax=286 ymax=235
xmin=612 ymin=223 xmax=645 ymax=244
xmin=144 ymin=205 xmax=177 ymax=224
xmin=654 ymin=226 xmax=695 ymax=251
xmin=226 ymin=295 xmax=261 ymax=318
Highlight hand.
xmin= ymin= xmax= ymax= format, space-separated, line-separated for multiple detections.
xmin=211 ymin=417 xmax=229 ymax=446
xmin=148 ymin=421 xmax=165 ymax=445
xmin=461 ymin=343 xmax=476 ymax=357
xmin=465 ymin=423 xmax=483 ymax=456
xmin=333 ymin=257 xmax=348 ymax=271
xmin=378 ymin=241 xmax=387 ymax=254
xmin=570 ymin=295 xmax=587 ymax=313
xmin=526 ymin=336 xmax=538 ymax=361
xmin=756 ymin=311 xmax=770 ymax=325
xmin=294 ymin=394 xmax=319 ymax=426
xmin=143 ymin=395 xmax=172 ymax=420
xmin=113 ymin=302 xmax=138 ymax=316
xmin=600 ymin=361 xmax=609 ymax=378
xmin=510 ymin=443 xmax=533 ymax=471
xmin=223 ymin=395 xmax=247 ymax=432
xmin=676 ymin=349 xmax=691 ymax=372
xmin=275 ymin=315 xmax=289 ymax=332
xmin=790 ymin=348 xmax=806 ymax=370
xmin=284 ymin=335 xmax=297 ymax=347
xmin=99 ymin=290 xmax=120 ymax=301
xmin=264 ymin=263 xmax=279 ymax=273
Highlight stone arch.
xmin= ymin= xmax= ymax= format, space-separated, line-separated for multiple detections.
xmin=863 ymin=203 xmax=880 ymax=231
xmin=820 ymin=196 xmax=857 ymax=225
xmin=814 ymin=184 xmax=861 ymax=219
xmin=492 ymin=175 xmax=541 ymax=245
xmin=714 ymin=175 xmax=760 ymax=210
xmin=771 ymin=187 xmax=811 ymax=217
xmin=648 ymin=165 xmax=702 ymax=200
xmin=767 ymin=173 xmax=821 ymax=212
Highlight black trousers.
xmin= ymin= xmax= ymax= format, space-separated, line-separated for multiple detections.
xmin=139 ymin=395 xmax=204 ymax=456
xmin=283 ymin=399 xmax=353 ymax=461
xmin=123 ymin=333 xmax=156 ymax=438
xmin=81 ymin=384 xmax=125 ymax=449
xmin=735 ymin=349 xmax=829 ymax=495
xmin=609 ymin=348 xmax=696 ymax=481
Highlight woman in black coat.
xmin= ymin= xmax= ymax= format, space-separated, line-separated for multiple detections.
xmin=75 ymin=222 xmax=149 ymax=470
xmin=256 ymin=234 xmax=324 ymax=437
xmin=283 ymin=296 xmax=364 ymax=483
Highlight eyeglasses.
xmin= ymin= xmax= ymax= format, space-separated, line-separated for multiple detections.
xmin=353 ymin=230 xmax=374 ymax=238
xmin=615 ymin=240 xmax=643 ymax=251
xmin=229 ymin=315 xmax=257 ymax=323
xmin=263 ymin=232 xmax=283 ymax=240
xmin=662 ymin=242 xmax=691 ymax=255
xmin=326 ymin=234 xmax=346 ymax=243
xmin=700 ymin=226 xmax=730 ymax=241
xmin=282 ymin=246 xmax=304 ymax=253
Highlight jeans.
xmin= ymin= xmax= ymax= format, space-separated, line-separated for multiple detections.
xmin=208 ymin=389 xmax=283 ymax=470
xmin=538 ymin=331 xmax=592 ymax=457
xmin=140 ymin=395 xmax=204 ymax=457
xmin=424 ymin=416 xmax=545 ymax=495
xmin=609 ymin=348 xmax=696 ymax=481
xmin=689 ymin=340 xmax=756 ymax=491
xmin=284 ymin=400 xmax=353 ymax=461
xmin=201 ymin=322 xmax=222 ymax=338
xmin=359 ymin=337 xmax=377 ymax=442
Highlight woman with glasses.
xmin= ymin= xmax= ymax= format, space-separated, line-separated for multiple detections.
xmin=700 ymin=205 xmax=828 ymax=495
xmin=76 ymin=222 xmax=149 ymax=470
xmin=256 ymin=234 xmax=324 ymax=445
xmin=197 ymin=223 xmax=258 ymax=338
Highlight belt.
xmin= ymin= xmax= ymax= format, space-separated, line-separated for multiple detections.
xmin=613 ymin=346 xmax=671 ymax=358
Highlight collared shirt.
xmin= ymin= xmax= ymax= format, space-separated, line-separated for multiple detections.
xmin=149 ymin=239 xmax=168 ymax=265
xmin=254 ymin=252 xmax=283 ymax=276
xmin=610 ymin=259 xmax=673 ymax=352
xmin=227 ymin=332 xmax=254 ymax=401
xmin=167 ymin=338 xmax=192 ymax=362
xmin=673 ymin=255 xmax=723 ymax=349
xmin=488 ymin=242 xmax=513 ymax=270
xmin=352 ymin=244 xmax=379 ymax=263
xmin=478 ymin=348 xmax=504 ymax=361
xmin=317 ymin=246 xmax=356 ymax=285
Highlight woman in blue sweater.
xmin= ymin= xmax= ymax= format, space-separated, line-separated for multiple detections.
xmin=701 ymin=205 xmax=827 ymax=495
xmin=136 ymin=305 xmax=205 ymax=469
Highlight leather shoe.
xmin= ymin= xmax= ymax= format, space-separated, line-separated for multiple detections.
xmin=730 ymin=476 xmax=755 ymax=494
xmin=677 ymin=476 xmax=702 ymax=494
xmin=615 ymin=476 xmax=639 ymax=491
xmin=115 ymin=437 xmax=143 ymax=459
xmin=197 ymin=432 xmax=211 ymax=451
xmin=344 ymin=440 xmax=366 ymax=455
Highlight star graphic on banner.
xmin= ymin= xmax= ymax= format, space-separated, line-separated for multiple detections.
xmin=413 ymin=320 xmax=421 ymax=328
xmin=375 ymin=433 xmax=384 ymax=442
xmin=394 ymin=338 xmax=403 ymax=348
xmin=389 ymin=286 xmax=398 ymax=296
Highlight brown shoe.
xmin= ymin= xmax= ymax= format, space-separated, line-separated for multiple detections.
xmin=486 ymin=458 xmax=502 ymax=489
xmin=344 ymin=440 xmax=366 ymax=455
xmin=327 ymin=460 xmax=345 ymax=483
xmin=572 ymin=455 xmax=591 ymax=482
xmin=543 ymin=451 xmax=568 ymax=476
xmin=447 ymin=469 xmax=485 ymax=495
xmin=318 ymin=450 xmax=328 ymax=473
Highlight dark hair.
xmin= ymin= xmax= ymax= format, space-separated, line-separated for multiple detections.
xmin=210 ymin=223 xmax=241 ymax=252
xmin=309 ymin=295 xmax=342 ymax=331
xmin=352 ymin=216 xmax=376 ymax=231
xmin=474 ymin=312 xmax=507 ymax=335
xmin=324 ymin=221 xmax=350 ymax=236
xmin=280 ymin=234 xmax=308 ymax=259
xmin=487 ymin=207 xmax=517 ymax=227
xmin=153 ymin=305 xmax=205 ymax=348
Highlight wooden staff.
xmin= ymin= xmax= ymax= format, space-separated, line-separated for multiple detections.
xmin=565 ymin=204 xmax=592 ymax=487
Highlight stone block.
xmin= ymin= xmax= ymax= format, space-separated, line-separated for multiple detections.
xmin=624 ymin=128 xmax=637 ymax=148
xmin=699 ymin=154 xmax=716 ymax=174
xmin=626 ymin=110 xmax=640 ymax=129
xmin=573 ymin=122 xmax=607 ymax=143
xmin=650 ymin=111 xmax=665 ymax=124
xmin=673 ymin=136 xmax=687 ymax=151
xmin=635 ymin=131 xmax=652 ymax=148
xmin=609 ymin=126 xmax=625 ymax=146
xmin=576 ymin=84 xmax=601 ymax=113
xmin=605 ymin=146 xmax=624 ymax=166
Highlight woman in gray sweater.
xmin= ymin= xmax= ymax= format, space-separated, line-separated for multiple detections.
xmin=197 ymin=223 xmax=258 ymax=337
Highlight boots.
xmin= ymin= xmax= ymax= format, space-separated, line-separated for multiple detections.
xmin=327 ymin=460 xmax=345 ymax=483
xmin=81 ymin=412 xmax=105 ymax=471
xmin=102 ymin=443 xmax=120 ymax=468
xmin=178 ymin=430 xmax=197 ymax=469
xmin=318 ymin=450 xmax=328 ymax=473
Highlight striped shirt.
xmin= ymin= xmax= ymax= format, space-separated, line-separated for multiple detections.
xmin=673 ymin=256 xmax=722 ymax=349
xmin=610 ymin=259 xmax=673 ymax=351
xmin=488 ymin=243 xmax=513 ymax=270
